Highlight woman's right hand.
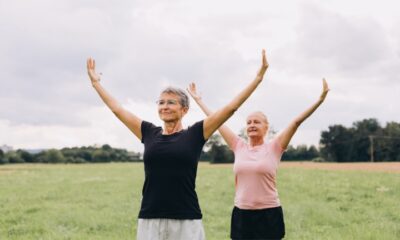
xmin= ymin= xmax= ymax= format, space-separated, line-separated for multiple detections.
xmin=187 ymin=82 xmax=202 ymax=102
xmin=87 ymin=58 xmax=101 ymax=84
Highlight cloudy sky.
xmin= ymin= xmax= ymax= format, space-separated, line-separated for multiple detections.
xmin=1 ymin=0 xmax=399 ymax=152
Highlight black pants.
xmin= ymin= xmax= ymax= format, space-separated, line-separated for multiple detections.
xmin=230 ymin=206 xmax=285 ymax=240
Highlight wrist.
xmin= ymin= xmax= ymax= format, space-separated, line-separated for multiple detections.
xmin=92 ymin=80 xmax=100 ymax=87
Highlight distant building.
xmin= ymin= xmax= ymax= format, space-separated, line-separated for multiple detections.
xmin=0 ymin=145 xmax=13 ymax=153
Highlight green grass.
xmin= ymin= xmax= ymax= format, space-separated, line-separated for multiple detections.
xmin=0 ymin=163 xmax=399 ymax=240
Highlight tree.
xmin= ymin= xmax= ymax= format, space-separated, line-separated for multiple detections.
xmin=307 ymin=145 xmax=319 ymax=159
xmin=92 ymin=149 xmax=111 ymax=162
xmin=376 ymin=122 xmax=400 ymax=161
xmin=205 ymin=134 xmax=234 ymax=163
xmin=17 ymin=150 xmax=34 ymax=163
xmin=5 ymin=151 xmax=24 ymax=163
xmin=282 ymin=144 xmax=320 ymax=161
xmin=209 ymin=144 xmax=234 ymax=163
xmin=0 ymin=149 xmax=8 ymax=164
xmin=101 ymin=144 xmax=112 ymax=151
xmin=350 ymin=118 xmax=381 ymax=161
xmin=38 ymin=149 xmax=66 ymax=163
xmin=319 ymin=118 xmax=400 ymax=162
xmin=320 ymin=125 xmax=354 ymax=162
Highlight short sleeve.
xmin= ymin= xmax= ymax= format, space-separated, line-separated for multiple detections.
xmin=269 ymin=138 xmax=285 ymax=156
xmin=188 ymin=120 xmax=206 ymax=145
xmin=141 ymin=121 xmax=157 ymax=143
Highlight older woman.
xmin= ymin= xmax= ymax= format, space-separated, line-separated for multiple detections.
xmin=188 ymin=78 xmax=329 ymax=240
xmin=86 ymin=50 xmax=269 ymax=240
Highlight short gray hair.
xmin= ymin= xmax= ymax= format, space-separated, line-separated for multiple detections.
xmin=160 ymin=87 xmax=190 ymax=109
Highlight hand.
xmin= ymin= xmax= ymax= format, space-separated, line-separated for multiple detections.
xmin=187 ymin=82 xmax=202 ymax=101
xmin=319 ymin=78 xmax=330 ymax=102
xmin=87 ymin=57 xmax=101 ymax=84
xmin=256 ymin=49 xmax=269 ymax=78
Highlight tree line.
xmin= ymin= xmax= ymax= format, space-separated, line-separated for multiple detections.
xmin=201 ymin=118 xmax=400 ymax=163
xmin=1 ymin=118 xmax=399 ymax=164
xmin=0 ymin=144 xmax=141 ymax=164
xmin=320 ymin=118 xmax=400 ymax=162
xmin=199 ymin=134 xmax=320 ymax=163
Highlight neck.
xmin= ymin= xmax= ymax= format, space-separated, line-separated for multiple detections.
xmin=163 ymin=120 xmax=183 ymax=135
xmin=249 ymin=136 xmax=264 ymax=147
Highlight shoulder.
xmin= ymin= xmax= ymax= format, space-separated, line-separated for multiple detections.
xmin=141 ymin=121 xmax=160 ymax=131
xmin=268 ymin=137 xmax=285 ymax=153
xmin=188 ymin=120 xmax=204 ymax=130
xmin=141 ymin=121 xmax=161 ymax=142
xmin=187 ymin=120 xmax=206 ymax=143
xmin=231 ymin=136 xmax=247 ymax=151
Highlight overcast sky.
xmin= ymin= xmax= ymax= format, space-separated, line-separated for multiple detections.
xmin=1 ymin=0 xmax=399 ymax=152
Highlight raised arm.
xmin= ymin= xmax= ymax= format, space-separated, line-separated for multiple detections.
xmin=87 ymin=58 xmax=142 ymax=140
xmin=202 ymin=49 xmax=269 ymax=140
xmin=275 ymin=78 xmax=330 ymax=149
xmin=187 ymin=83 xmax=237 ymax=149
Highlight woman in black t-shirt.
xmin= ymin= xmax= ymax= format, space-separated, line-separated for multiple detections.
xmin=86 ymin=50 xmax=269 ymax=240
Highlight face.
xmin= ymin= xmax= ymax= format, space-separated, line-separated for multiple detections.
xmin=246 ymin=112 xmax=269 ymax=138
xmin=157 ymin=93 xmax=188 ymax=122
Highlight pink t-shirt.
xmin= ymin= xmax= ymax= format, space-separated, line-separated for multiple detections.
xmin=232 ymin=136 xmax=285 ymax=209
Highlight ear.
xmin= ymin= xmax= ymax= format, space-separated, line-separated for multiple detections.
xmin=182 ymin=107 xmax=189 ymax=115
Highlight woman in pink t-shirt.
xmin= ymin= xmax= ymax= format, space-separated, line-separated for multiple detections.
xmin=187 ymin=56 xmax=329 ymax=239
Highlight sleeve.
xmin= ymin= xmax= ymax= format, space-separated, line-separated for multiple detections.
xmin=141 ymin=121 xmax=157 ymax=143
xmin=189 ymin=120 xmax=206 ymax=145
xmin=269 ymin=137 xmax=286 ymax=162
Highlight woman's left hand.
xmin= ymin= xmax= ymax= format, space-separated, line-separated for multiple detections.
xmin=256 ymin=49 xmax=269 ymax=79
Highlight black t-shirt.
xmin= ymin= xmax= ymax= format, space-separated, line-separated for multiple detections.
xmin=139 ymin=120 xmax=206 ymax=219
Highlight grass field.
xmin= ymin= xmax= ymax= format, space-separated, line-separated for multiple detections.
xmin=0 ymin=162 xmax=399 ymax=240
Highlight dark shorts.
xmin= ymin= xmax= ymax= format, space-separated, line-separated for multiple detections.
xmin=230 ymin=206 xmax=285 ymax=240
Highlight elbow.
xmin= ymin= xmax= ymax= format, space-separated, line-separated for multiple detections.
xmin=292 ymin=119 xmax=302 ymax=128
xmin=226 ymin=105 xmax=237 ymax=117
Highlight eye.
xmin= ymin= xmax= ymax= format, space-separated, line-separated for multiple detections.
xmin=167 ymin=100 xmax=178 ymax=105
xmin=156 ymin=100 xmax=166 ymax=105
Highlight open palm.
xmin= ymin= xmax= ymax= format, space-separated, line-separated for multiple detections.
xmin=187 ymin=82 xmax=202 ymax=101
xmin=87 ymin=58 xmax=101 ymax=83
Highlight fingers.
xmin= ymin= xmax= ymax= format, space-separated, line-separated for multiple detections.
xmin=186 ymin=83 xmax=194 ymax=95
xmin=86 ymin=57 xmax=96 ymax=70
xmin=186 ymin=82 xmax=201 ymax=100
xmin=322 ymin=78 xmax=330 ymax=92
xmin=87 ymin=58 xmax=92 ymax=69
xmin=188 ymin=83 xmax=196 ymax=92
xmin=261 ymin=49 xmax=268 ymax=69
xmin=262 ymin=49 xmax=265 ymax=64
